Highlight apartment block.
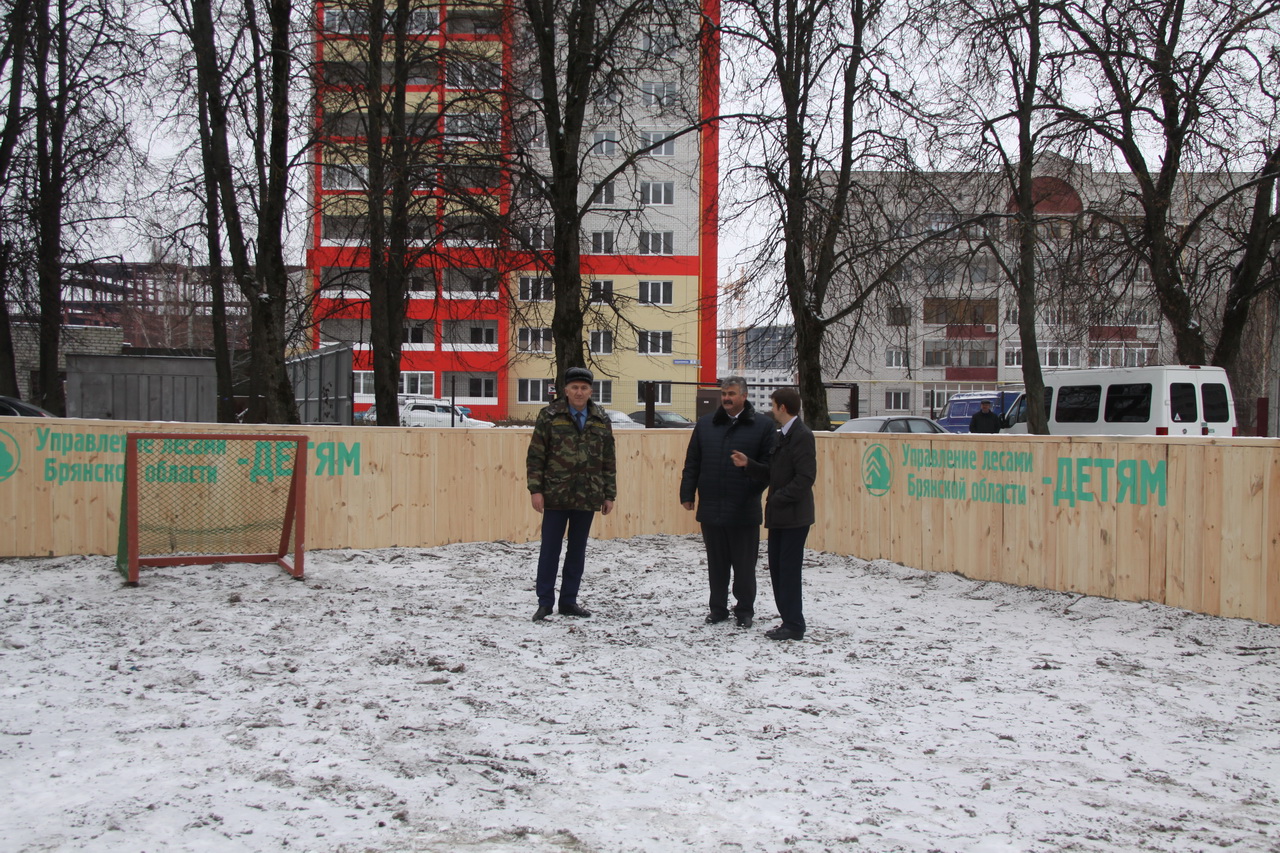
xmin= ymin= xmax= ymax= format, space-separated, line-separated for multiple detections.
xmin=309 ymin=0 xmax=719 ymax=421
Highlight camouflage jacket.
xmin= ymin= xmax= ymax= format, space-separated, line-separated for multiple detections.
xmin=526 ymin=398 xmax=617 ymax=511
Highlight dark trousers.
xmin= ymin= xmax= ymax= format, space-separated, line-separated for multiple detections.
xmin=768 ymin=525 xmax=810 ymax=633
xmin=535 ymin=509 xmax=595 ymax=608
xmin=702 ymin=523 xmax=759 ymax=617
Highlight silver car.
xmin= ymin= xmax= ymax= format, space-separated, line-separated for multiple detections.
xmin=833 ymin=416 xmax=951 ymax=434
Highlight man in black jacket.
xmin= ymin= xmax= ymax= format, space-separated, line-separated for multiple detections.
xmin=732 ymin=386 xmax=816 ymax=640
xmin=968 ymin=399 xmax=1002 ymax=433
xmin=680 ymin=377 xmax=777 ymax=628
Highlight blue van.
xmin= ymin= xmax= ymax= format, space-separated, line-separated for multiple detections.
xmin=937 ymin=389 xmax=1022 ymax=434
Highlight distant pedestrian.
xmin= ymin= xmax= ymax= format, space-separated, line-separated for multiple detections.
xmin=526 ymin=367 xmax=616 ymax=622
xmin=731 ymin=387 xmax=815 ymax=640
xmin=968 ymin=399 xmax=1002 ymax=434
xmin=680 ymin=376 xmax=777 ymax=628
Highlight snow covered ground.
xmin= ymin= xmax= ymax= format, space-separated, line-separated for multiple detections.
xmin=2 ymin=534 xmax=1279 ymax=852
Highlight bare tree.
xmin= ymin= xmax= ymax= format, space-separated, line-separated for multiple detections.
xmin=722 ymin=0 xmax=926 ymax=428
xmin=179 ymin=0 xmax=299 ymax=423
xmin=508 ymin=0 xmax=712 ymax=386
xmin=24 ymin=0 xmax=141 ymax=414
xmin=1053 ymin=0 xmax=1280 ymax=381
xmin=0 ymin=0 xmax=34 ymax=397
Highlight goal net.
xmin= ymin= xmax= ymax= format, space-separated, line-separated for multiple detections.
xmin=116 ymin=432 xmax=308 ymax=584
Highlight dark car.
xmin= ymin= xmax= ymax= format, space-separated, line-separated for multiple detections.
xmin=833 ymin=415 xmax=950 ymax=434
xmin=628 ymin=410 xmax=696 ymax=428
xmin=0 ymin=396 xmax=57 ymax=417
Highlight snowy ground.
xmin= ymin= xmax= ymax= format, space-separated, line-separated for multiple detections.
xmin=2 ymin=535 xmax=1279 ymax=853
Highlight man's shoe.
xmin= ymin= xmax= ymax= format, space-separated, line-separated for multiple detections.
xmin=765 ymin=626 xmax=803 ymax=641
xmin=704 ymin=612 xmax=730 ymax=625
xmin=559 ymin=603 xmax=592 ymax=618
xmin=735 ymin=613 xmax=753 ymax=628
xmin=532 ymin=606 xmax=551 ymax=622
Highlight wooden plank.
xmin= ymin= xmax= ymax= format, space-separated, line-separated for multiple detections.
xmin=1199 ymin=444 xmax=1225 ymax=618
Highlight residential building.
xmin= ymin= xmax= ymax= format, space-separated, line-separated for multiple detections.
xmin=719 ymin=324 xmax=795 ymax=411
xmin=822 ymin=157 xmax=1274 ymax=422
xmin=309 ymin=0 xmax=719 ymax=421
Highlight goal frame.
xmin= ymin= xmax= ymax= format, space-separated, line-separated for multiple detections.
xmin=120 ymin=431 xmax=308 ymax=584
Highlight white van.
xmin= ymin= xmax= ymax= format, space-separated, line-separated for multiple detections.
xmin=1001 ymin=366 xmax=1236 ymax=436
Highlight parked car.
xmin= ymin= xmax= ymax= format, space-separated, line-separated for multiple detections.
xmin=1001 ymin=365 xmax=1236 ymax=436
xmin=604 ymin=409 xmax=645 ymax=429
xmin=628 ymin=410 xmax=696 ymax=428
xmin=399 ymin=398 xmax=494 ymax=428
xmin=0 ymin=396 xmax=57 ymax=417
xmin=833 ymin=415 xmax=951 ymax=434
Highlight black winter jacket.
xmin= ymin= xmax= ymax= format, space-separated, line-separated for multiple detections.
xmin=743 ymin=418 xmax=817 ymax=529
xmin=679 ymin=401 xmax=777 ymax=526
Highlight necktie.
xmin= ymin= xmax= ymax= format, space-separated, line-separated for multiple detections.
xmin=575 ymin=410 xmax=586 ymax=431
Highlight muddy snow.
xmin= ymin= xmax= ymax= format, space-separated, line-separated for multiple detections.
xmin=2 ymin=535 xmax=1278 ymax=852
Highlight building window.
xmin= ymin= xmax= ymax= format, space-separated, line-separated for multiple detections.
xmin=444 ymin=371 xmax=497 ymax=399
xmin=446 ymin=59 xmax=501 ymax=90
xmin=590 ymin=329 xmax=613 ymax=354
xmin=1005 ymin=347 xmax=1022 ymax=366
xmin=592 ymin=130 xmax=617 ymax=156
xmin=594 ymin=181 xmax=615 ymax=205
xmin=638 ymin=330 xmax=673 ymax=354
xmin=885 ymin=348 xmax=908 ymax=368
xmin=442 ymin=319 xmax=497 ymax=347
xmin=923 ymin=341 xmax=955 ymax=367
xmin=923 ymin=298 xmax=997 ymax=325
xmin=885 ymin=391 xmax=910 ymax=411
xmin=641 ymin=28 xmax=678 ymax=53
xmin=353 ymin=370 xmax=375 ymax=394
xmin=638 ymin=231 xmax=674 ymax=255
xmin=638 ymin=280 xmax=672 ymax=305
xmin=442 ymin=112 xmax=501 ymax=142
xmin=442 ymin=267 xmax=496 ymax=298
xmin=641 ymin=81 xmax=678 ymax=108
xmin=322 ymin=163 xmax=367 ymax=190
xmin=519 ymin=276 xmax=553 ymax=301
xmin=590 ymin=231 xmax=615 ymax=254
xmin=922 ymin=388 xmax=949 ymax=412
xmin=325 ymin=6 xmax=365 ymax=33
xmin=886 ymin=304 xmax=910 ymax=326
xmin=400 ymin=371 xmax=434 ymax=396
xmin=518 ymin=327 xmax=553 ymax=352
xmin=523 ymin=122 xmax=548 ymax=150
xmin=637 ymin=381 xmax=672 ymax=404
xmin=520 ymin=226 xmax=553 ymax=250
xmin=592 ymin=380 xmax=613 ymax=404
xmin=407 ymin=7 xmax=439 ymax=32
xmin=640 ymin=181 xmax=675 ymax=205
xmin=518 ymin=378 xmax=555 ymax=404
xmin=403 ymin=320 xmax=433 ymax=344
xmin=320 ymin=266 xmax=371 ymax=298
xmin=589 ymin=279 xmax=613 ymax=303
xmin=641 ymin=131 xmax=676 ymax=155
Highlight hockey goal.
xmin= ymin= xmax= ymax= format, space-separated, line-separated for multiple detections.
xmin=116 ymin=432 xmax=308 ymax=584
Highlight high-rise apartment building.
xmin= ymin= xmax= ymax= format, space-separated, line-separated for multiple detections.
xmin=309 ymin=0 xmax=719 ymax=421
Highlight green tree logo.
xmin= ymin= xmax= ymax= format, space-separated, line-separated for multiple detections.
xmin=0 ymin=429 xmax=19 ymax=483
xmin=862 ymin=443 xmax=892 ymax=496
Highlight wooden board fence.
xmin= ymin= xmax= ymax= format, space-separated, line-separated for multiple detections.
xmin=0 ymin=418 xmax=1276 ymax=624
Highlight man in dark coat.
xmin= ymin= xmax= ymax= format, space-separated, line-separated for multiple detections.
xmin=679 ymin=376 xmax=777 ymax=628
xmin=526 ymin=367 xmax=616 ymax=622
xmin=732 ymin=386 xmax=816 ymax=640
xmin=968 ymin=399 xmax=1002 ymax=433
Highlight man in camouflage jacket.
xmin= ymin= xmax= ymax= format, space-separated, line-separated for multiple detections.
xmin=526 ymin=367 xmax=616 ymax=622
